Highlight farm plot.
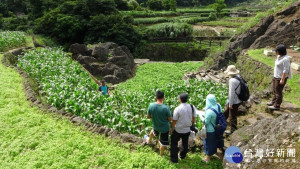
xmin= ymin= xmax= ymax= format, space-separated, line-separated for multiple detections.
xmin=18 ymin=48 xmax=228 ymax=136
xmin=0 ymin=31 xmax=26 ymax=52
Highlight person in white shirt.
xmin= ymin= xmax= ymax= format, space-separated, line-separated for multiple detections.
xmin=267 ymin=45 xmax=291 ymax=110
xmin=170 ymin=93 xmax=196 ymax=163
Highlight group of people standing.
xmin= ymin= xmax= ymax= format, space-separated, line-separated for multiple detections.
xmin=145 ymin=64 xmax=244 ymax=163
xmin=144 ymin=44 xmax=292 ymax=164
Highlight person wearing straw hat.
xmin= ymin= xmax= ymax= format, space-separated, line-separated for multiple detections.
xmin=224 ymin=65 xmax=242 ymax=134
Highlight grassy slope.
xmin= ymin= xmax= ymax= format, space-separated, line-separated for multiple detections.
xmin=247 ymin=49 xmax=300 ymax=106
xmin=0 ymin=55 xmax=221 ymax=168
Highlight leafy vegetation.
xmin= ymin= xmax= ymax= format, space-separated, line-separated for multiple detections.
xmin=133 ymin=17 xmax=172 ymax=25
xmin=211 ymin=0 xmax=227 ymax=16
xmin=120 ymin=10 xmax=180 ymax=17
xmin=177 ymin=16 xmax=210 ymax=24
xmin=147 ymin=0 xmax=177 ymax=11
xmin=202 ymin=20 xmax=244 ymax=27
xmin=147 ymin=23 xmax=193 ymax=38
xmin=0 ymin=31 xmax=26 ymax=52
xmin=18 ymin=48 xmax=227 ymax=136
xmin=290 ymin=46 xmax=300 ymax=52
xmin=1 ymin=53 xmax=223 ymax=168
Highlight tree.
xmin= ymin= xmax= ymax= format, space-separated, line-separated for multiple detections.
xmin=128 ymin=0 xmax=139 ymax=10
xmin=114 ymin=0 xmax=129 ymax=10
xmin=212 ymin=0 xmax=226 ymax=16
xmin=163 ymin=0 xmax=177 ymax=11
xmin=147 ymin=0 xmax=164 ymax=10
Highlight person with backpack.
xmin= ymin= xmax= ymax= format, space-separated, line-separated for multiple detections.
xmin=99 ymin=80 xmax=109 ymax=96
xmin=170 ymin=93 xmax=197 ymax=163
xmin=203 ymin=94 xmax=225 ymax=163
xmin=224 ymin=65 xmax=249 ymax=134
xmin=267 ymin=45 xmax=291 ymax=110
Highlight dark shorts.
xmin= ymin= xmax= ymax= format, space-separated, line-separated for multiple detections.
xmin=153 ymin=129 xmax=169 ymax=146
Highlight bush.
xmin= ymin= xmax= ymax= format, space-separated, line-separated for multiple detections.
xmin=121 ymin=10 xmax=179 ymax=17
xmin=177 ymin=17 xmax=210 ymax=24
xmin=86 ymin=15 xmax=141 ymax=51
xmin=33 ymin=0 xmax=141 ymax=51
xmin=147 ymin=0 xmax=176 ymax=11
xmin=208 ymin=12 xmax=217 ymax=20
xmin=147 ymin=23 xmax=193 ymax=38
xmin=1 ymin=17 xmax=29 ymax=31
xmin=133 ymin=17 xmax=172 ymax=25
xmin=147 ymin=0 xmax=164 ymax=11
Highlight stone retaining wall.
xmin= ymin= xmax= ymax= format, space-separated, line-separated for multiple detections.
xmin=236 ymin=52 xmax=273 ymax=93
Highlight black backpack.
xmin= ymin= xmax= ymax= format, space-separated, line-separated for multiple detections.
xmin=233 ymin=75 xmax=250 ymax=101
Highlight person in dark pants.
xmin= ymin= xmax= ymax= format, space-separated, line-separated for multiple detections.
xmin=267 ymin=45 xmax=291 ymax=110
xmin=203 ymin=94 xmax=221 ymax=163
xmin=170 ymin=93 xmax=196 ymax=163
xmin=146 ymin=90 xmax=172 ymax=156
xmin=224 ymin=65 xmax=242 ymax=134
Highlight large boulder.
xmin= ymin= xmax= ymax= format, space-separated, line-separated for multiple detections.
xmin=78 ymin=55 xmax=98 ymax=65
xmin=77 ymin=55 xmax=101 ymax=75
xmin=101 ymin=63 xmax=120 ymax=76
xmin=69 ymin=43 xmax=88 ymax=59
xmin=69 ymin=42 xmax=136 ymax=84
xmin=103 ymin=75 xmax=120 ymax=84
xmin=100 ymin=42 xmax=118 ymax=50
xmin=92 ymin=46 xmax=108 ymax=62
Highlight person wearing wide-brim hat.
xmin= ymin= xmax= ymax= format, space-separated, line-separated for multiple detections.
xmin=267 ymin=45 xmax=292 ymax=110
xmin=223 ymin=65 xmax=242 ymax=134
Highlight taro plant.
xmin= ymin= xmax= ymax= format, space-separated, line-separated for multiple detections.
xmin=0 ymin=31 xmax=26 ymax=52
xmin=18 ymin=48 xmax=228 ymax=136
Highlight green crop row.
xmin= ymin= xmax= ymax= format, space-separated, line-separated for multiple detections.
xmin=147 ymin=23 xmax=193 ymax=38
xmin=18 ymin=48 xmax=228 ymax=136
xmin=133 ymin=17 xmax=172 ymax=25
xmin=178 ymin=17 xmax=210 ymax=24
xmin=0 ymin=31 xmax=26 ymax=52
xmin=121 ymin=10 xmax=180 ymax=18
xmin=177 ymin=8 xmax=216 ymax=13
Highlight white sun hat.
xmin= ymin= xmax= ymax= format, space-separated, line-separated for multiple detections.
xmin=224 ymin=65 xmax=240 ymax=76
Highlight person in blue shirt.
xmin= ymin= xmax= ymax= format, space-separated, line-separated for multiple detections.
xmin=99 ymin=80 xmax=109 ymax=96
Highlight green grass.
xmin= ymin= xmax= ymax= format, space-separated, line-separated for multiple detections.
xmin=285 ymin=74 xmax=300 ymax=106
xmin=0 ymin=54 xmax=222 ymax=168
xmin=25 ymin=34 xmax=58 ymax=48
xmin=247 ymin=49 xmax=275 ymax=67
xmin=201 ymin=21 xmax=243 ymax=27
xmin=247 ymin=49 xmax=300 ymax=106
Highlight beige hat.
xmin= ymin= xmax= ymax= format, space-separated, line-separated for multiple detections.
xmin=224 ymin=65 xmax=240 ymax=76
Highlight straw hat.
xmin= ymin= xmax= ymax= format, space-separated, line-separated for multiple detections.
xmin=224 ymin=65 xmax=240 ymax=76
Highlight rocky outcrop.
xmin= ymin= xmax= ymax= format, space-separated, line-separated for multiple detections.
xmin=69 ymin=42 xmax=136 ymax=84
xmin=210 ymin=1 xmax=300 ymax=70
xmin=223 ymin=113 xmax=300 ymax=169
